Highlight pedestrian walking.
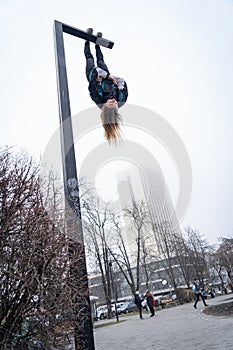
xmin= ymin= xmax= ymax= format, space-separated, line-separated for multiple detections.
xmin=193 ymin=277 xmax=208 ymax=309
xmin=134 ymin=291 xmax=143 ymax=319
xmin=145 ymin=290 xmax=155 ymax=317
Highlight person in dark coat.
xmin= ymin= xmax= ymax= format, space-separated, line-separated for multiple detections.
xmin=134 ymin=291 xmax=143 ymax=319
xmin=84 ymin=38 xmax=128 ymax=143
xmin=193 ymin=277 xmax=208 ymax=309
xmin=146 ymin=290 xmax=155 ymax=317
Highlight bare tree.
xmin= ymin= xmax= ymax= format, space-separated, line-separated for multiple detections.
xmin=0 ymin=148 xmax=91 ymax=349
xmin=151 ymin=220 xmax=179 ymax=288
xmin=123 ymin=200 xmax=150 ymax=293
xmin=107 ymin=212 xmax=137 ymax=296
xmin=171 ymin=232 xmax=195 ymax=289
xmin=107 ymin=201 xmax=157 ymax=296
xmin=184 ymin=227 xmax=210 ymax=285
xmin=208 ymin=250 xmax=226 ymax=290
xmin=81 ymin=192 xmax=114 ymax=318
xmin=216 ymin=237 xmax=233 ymax=289
xmin=82 ymin=195 xmax=153 ymax=302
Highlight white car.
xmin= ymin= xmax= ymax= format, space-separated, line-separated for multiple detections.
xmin=96 ymin=304 xmax=117 ymax=320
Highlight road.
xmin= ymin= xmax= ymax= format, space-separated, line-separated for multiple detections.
xmin=94 ymin=294 xmax=233 ymax=350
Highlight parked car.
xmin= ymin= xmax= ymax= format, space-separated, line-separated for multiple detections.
xmin=115 ymin=302 xmax=124 ymax=314
xmin=96 ymin=304 xmax=117 ymax=320
xmin=118 ymin=299 xmax=138 ymax=314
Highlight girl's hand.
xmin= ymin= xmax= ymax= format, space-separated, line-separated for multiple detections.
xmin=96 ymin=76 xmax=103 ymax=82
xmin=108 ymin=75 xmax=118 ymax=85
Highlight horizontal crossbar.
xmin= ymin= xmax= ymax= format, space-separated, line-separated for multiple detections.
xmin=55 ymin=21 xmax=114 ymax=49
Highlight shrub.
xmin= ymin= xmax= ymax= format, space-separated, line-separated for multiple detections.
xmin=175 ymin=288 xmax=194 ymax=304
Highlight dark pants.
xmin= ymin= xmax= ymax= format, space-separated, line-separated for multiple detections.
xmin=84 ymin=42 xmax=110 ymax=81
xmin=149 ymin=306 xmax=155 ymax=316
xmin=194 ymin=292 xmax=207 ymax=307
xmin=137 ymin=305 xmax=143 ymax=319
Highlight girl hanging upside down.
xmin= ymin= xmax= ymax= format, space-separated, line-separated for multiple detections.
xmin=84 ymin=35 xmax=128 ymax=143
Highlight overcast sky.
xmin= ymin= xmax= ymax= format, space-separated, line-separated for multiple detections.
xmin=1 ymin=0 xmax=233 ymax=245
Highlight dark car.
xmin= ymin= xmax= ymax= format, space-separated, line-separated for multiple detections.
xmin=118 ymin=299 xmax=138 ymax=314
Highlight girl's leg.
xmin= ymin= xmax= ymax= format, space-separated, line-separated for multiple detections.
xmin=84 ymin=41 xmax=95 ymax=81
xmin=95 ymin=45 xmax=110 ymax=74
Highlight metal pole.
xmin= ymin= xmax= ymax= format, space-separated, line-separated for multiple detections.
xmin=109 ymin=261 xmax=119 ymax=322
xmin=53 ymin=20 xmax=95 ymax=350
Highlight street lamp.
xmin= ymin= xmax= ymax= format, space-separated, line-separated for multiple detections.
xmin=53 ymin=20 xmax=114 ymax=350
xmin=162 ymin=279 xmax=167 ymax=288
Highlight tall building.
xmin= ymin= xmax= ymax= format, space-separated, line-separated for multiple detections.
xmin=140 ymin=166 xmax=181 ymax=228
xmin=116 ymin=164 xmax=182 ymax=260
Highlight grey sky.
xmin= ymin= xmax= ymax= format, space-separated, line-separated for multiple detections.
xmin=1 ymin=0 xmax=233 ymax=244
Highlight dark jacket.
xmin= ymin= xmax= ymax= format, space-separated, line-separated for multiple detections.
xmin=193 ymin=280 xmax=201 ymax=294
xmin=146 ymin=295 xmax=154 ymax=308
xmin=88 ymin=68 xmax=128 ymax=109
xmin=134 ymin=294 xmax=142 ymax=307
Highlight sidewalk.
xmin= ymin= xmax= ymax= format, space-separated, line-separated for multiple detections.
xmin=94 ymin=294 xmax=233 ymax=350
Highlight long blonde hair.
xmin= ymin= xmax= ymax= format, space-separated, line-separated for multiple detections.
xmin=100 ymin=106 xmax=122 ymax=143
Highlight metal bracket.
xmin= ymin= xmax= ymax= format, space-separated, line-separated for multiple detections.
xmin=60 ymin=21 xmax=114 ymax=48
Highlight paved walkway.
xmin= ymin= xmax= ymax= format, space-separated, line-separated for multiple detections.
xmin=94 ymin=294 xmax=233 ymax=350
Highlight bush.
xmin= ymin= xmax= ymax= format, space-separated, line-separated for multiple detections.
xmin=175 ymin=288 xmax=194 ymax=304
